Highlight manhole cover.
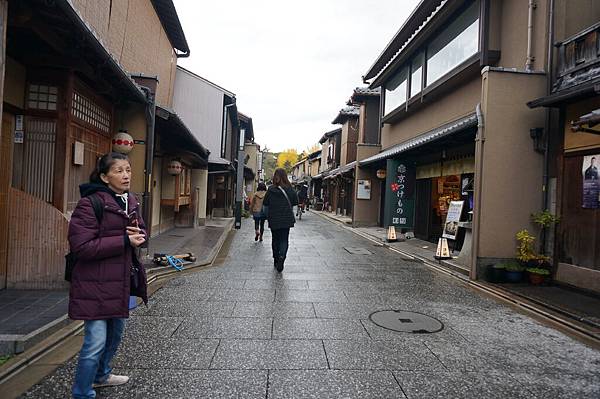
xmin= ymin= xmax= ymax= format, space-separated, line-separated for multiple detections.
xmin=344 ymin=247 xmax=373 ymax=255
xmin=369 ymin=310 xmax=444 ymax=334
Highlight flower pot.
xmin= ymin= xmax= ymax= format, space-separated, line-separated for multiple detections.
xmin=505 ymin=270 xmax=524 ymax=283
xmin=528 ymin=272 xmax=546 ymax=285
xmin=486 ymin=265 xmax=505 ymax=283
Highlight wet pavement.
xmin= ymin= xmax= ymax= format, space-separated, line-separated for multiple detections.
xmin=20 ymin=213 xmax=600 ymax=398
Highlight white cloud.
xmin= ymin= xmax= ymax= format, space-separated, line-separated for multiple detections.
xmin=174 ymin=0 xmax=419 ymax=152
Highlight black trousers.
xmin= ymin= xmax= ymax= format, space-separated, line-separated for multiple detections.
xmin=254 ymin=218 xmax=265 ymax=235
xmin=271 ymin=228 xmax=290 ymax=260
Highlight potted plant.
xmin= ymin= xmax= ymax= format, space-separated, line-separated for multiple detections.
xmin=524 ymin=254 xmax=551 ymax=285
xmin=503 ymin=260 xmax=526 ymax=283
xmin=486 ymin=263 xmax=506 ymax=283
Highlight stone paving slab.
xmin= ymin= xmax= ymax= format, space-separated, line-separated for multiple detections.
xmin=210 ymin=339 xmax=327 ymax=370
xmin=138 ymin=299 xmax=235 ymax=318
xmin=176 ymin=317 xmax=272 ymax=339
xmin=269 ymin=370 xmax=407 ymax=398
xmin=231 ymin=301 xmax=315 ymax=318
xmin=393 ymin=371 xmax=535 ymax=399
xmin=112 ymin=338 xmax=219 ymax=369
xmin=324 ymin=339 xmax=444 ymax=371
xmin=273 ymin=318 xmax=369 ymax=340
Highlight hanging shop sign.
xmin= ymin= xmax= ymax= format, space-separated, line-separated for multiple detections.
xmin=582 ymin=154 xmax=600 ymax=209
xmin=376 ymin=169 xmax=386 ymax=179
xmin=442 ymin=200 xmax=464 ymax=240
xmin=357 ymin=179 xmax=371 ymax=200
xmin=384 ymin=159 xmax=415 ymax=229
xmin=112 ymin=130 xmax=134 ymax=154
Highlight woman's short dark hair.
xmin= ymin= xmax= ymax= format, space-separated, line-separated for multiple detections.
xmin=257 ymin=182 xmax=267 ymax=191
xmin=272 ymin=168 xmax=291 ymax=187
xmin=90 ymin=152 xmax=130 ymax=184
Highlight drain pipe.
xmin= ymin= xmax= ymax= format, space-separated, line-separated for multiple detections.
xmin=471 ymin=103 xmax=485 ymax=280
xmin=140 ymin=86 xmax=156 ymax=241
xmin=525 ymin=0 xmax=537 ymax=71
xmin=540 ymin=0 xmax=555 ymax=253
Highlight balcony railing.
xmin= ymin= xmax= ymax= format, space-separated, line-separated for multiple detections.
xmin=554 ymin=21 xmax=600 ymax=92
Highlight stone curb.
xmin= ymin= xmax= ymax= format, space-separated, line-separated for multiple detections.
xmin=0 ymin=219 xmax=234 ymax=385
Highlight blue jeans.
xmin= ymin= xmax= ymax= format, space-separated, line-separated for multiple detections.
xmin=271 ymin=228 xmax=290 ymax=259
xmin=72 ymin=318 xmax=126 ymax=399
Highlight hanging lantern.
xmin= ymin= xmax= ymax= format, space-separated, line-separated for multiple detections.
xmin=167 ymin=160 xmax=183 ymax=175
xmin=376 ymin=169 xmax=386 ymax=179
xmin=112 ymin=130 xmax=134 ymax=154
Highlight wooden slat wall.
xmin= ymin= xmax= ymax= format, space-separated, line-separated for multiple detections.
xmin=0 ymin=114 xmax=12 ymax=289
xmin=66 ymin=123 xmax=111 ymax=212
xmin=6 ymin=188 xmax=69 ymax=289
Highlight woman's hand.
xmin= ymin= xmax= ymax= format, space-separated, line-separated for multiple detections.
xmin=127 ymin=227 xmax=145 ymax=247
xmin=128 ymin=233 xmax=146 ymax=247
xmin=126 ymin=226 xmax=142 ymax=235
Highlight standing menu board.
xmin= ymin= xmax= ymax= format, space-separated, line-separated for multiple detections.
xmin=442 ymin=200 xmax=464 ymax=240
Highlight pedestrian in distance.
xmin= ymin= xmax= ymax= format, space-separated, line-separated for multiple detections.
xmin=251 ymin=182 xmax=268 ymax=241
xmin=263 ymin=168 xmax=299 ymax=272
xmin=68 ymin=152 xmax=147 ymax=399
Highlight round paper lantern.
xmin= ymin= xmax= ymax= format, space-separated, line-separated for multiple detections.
xmin=167 ymin=160 xmax=183 ymax=175
xmin=376 ymin=169 xmax=386 ymax=179
xmin=112 ymin=130 xmax=134 ymax=154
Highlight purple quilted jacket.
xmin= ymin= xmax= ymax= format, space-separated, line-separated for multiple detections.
xmin=68 ymin=189 xmax=147 ymax=320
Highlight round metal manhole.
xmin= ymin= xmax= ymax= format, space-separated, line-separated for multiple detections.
xmin=369 ymin=310 xmax=444 ymax=334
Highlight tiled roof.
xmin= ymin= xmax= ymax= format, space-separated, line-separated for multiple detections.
xmin=359 ymin=113 xmax=477 ymax=166
xmin=332 ymin=105 xmax=360 ymax=124
xmin=354 ymin=87 xmax=381 ymax=96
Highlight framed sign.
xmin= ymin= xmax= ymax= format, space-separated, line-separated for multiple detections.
xmin=442 ymin=200 xmax=464 ymax=240
xmin=357 ymin=179 xmax=371 ymax=200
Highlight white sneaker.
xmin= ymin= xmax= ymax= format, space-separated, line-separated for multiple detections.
xmin=93 ymin=374 xmax=130 ymax=388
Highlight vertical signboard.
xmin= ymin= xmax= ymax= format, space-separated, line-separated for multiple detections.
xmin=384 ymin=159 xmax=415 ymax=229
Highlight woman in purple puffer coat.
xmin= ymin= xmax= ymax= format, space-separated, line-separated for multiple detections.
xmin=68 ymin=152 xmax=147 ymax=399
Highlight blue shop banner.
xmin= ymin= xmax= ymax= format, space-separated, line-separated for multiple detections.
xmin=384 ymin=159 xmax=415 ymax=229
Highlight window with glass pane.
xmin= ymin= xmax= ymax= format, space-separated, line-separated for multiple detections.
xmin=410 ymin=52 xmax=424 ymax=98
xmin=27 ymin=84 xmax=59 ymax=111
xmin=426 ymin=1 xmax=479 ymax=86
xmin=384 ymin=67 xmax=408 ymax=115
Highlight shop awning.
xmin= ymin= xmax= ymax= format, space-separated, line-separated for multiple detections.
xmin=527 ymin=78 xmax=600 ymax=108
xmin=359 ymin=113 xmax=477 ymax=166
xmin=155 ymin=106 xmax=210 ymax=167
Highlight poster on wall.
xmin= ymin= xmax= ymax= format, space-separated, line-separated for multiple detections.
xmin=582 ymin=154 xmax=600 ymax=209
xmin=356 ymin=179 xmax=371 ymax=200
xmin=442 ymin=200 xmax=464 ymax=240
xmin=384 ymin=159 xmax=415 ymax=229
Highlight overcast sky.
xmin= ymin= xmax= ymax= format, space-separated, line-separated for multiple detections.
xmin=174 ymin=0 xmax=420 ymax=153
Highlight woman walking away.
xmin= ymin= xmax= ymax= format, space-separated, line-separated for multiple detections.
xmin=69 ymin=152 xmax=147 ymax=399
xmin=263 ymin=168 xmax=298 ymax=272
xmin=251 ymin=182 xmax=268 ymax=241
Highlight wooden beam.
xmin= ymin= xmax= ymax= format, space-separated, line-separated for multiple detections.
xmin=0 ymin=0 xmax=9 ymax=288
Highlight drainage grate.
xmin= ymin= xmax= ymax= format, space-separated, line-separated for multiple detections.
xmin=344 ymin=247 xmax=373 ymax=255
xmin=369 ymin=310 xmax=444 ymax=334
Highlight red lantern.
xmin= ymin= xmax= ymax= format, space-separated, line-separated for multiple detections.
xmin=112 ymin=130 xmax=134 ymax=154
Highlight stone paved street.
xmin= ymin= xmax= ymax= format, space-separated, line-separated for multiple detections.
xmin=22 ymin=213 xmax=600 ymax=398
